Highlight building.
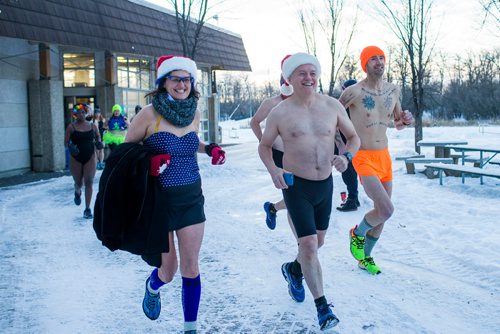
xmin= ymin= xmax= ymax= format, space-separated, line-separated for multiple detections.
xmin=0 ymin=0 xmax=251 ymax=177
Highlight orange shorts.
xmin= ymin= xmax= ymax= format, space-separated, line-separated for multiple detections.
xmin=352 ymin=148 xmax=393 ymax=184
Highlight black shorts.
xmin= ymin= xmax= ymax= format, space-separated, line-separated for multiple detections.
xmin=157 ymin=179 xmax=206 ymax=231
xmin=282 ymin=174 xmax=333 ymax=238
xmin=272 ymin=148 xmax=284 ymax=169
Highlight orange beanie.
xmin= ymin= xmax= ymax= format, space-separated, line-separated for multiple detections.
xmin=360 ymin=46 xmax=385 ymax=72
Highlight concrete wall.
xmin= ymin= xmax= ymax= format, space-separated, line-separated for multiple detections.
xmin=0 ymin=37 xmax=38 ymax=176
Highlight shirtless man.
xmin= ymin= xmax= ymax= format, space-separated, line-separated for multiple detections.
xmin=251 ymin=57 xmax=293 ymax=230
xmin=259 ymin=52 xmax=360 ymax=331
xmin=339 ymin=46 xmax=414 ymax=275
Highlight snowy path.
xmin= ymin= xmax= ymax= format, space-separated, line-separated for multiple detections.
xmin=1 ymin=126 xmax=500 ymax=333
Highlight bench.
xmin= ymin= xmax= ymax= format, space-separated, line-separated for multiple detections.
xmin=405 ymin=157 xmax=453 ymax=175
xmin=395 ymin=154 xmax=425 ymax=161
xmin=462 ymin=156 xmax=490 ymax=167
xmin=425 ymin=163 xmax=500 ymax=185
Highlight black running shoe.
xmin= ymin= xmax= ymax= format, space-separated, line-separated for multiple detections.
xmin=74 ymin=192 xmax=81 ymax=206
xmin=336 ymin=197 xmax=358 ymax=212
xmin=83 ymin=208 xmax=93 ymax=219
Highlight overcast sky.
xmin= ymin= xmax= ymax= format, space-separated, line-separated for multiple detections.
xmin=146 ymin=0 xmax=498 ymax=85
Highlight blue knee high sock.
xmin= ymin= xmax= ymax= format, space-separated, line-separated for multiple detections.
xmin=148 ymin=268 xmax=166 ymax=292
xmin=182 ymin=275 xmax=201 ymax=331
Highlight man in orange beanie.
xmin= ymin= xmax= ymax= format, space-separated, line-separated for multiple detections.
xmin=339 ymin=46 xmax=414 ymax=275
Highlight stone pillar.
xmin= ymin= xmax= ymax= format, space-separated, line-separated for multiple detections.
xmin=28 ymin=80 xmax=65 ymax=171
xmin=207 ymin=94 xmax=220 ymax=143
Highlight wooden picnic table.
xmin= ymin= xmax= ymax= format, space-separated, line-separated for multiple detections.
xmin=417 ymin=139 xmax=468 ymax=158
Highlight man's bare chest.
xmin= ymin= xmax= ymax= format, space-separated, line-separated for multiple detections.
xmin=358 ymin=86 xmax=397 ymax=115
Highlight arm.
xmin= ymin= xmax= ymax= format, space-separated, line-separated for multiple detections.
xmin=258 ymin=110 xmax=287 ymax=189
xmin=124 ymin=107 xmax=153 ymax=143
xmin=339 ymin=86 xmax=357 ymax=109
xmin=64 ymin=124 xmax=72 ymax=147
xmin=332 ymin=104 xmax=360 ymax=172
xmin=392 ymin=90 xmax=414 ymax=130
xmin=250 ymin=98 xmax=273 ymax=142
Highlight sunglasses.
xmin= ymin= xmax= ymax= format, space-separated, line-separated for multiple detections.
xmin=166 ymin=75 xmax=194 ymax=84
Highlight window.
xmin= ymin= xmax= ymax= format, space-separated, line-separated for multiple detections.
xmin=118 ymin=56 xmax=152 ymax=117
xmin=63 ymin=53 xmax=95 ymax=87
xmin=117 ymin=56 xmax=151 ymax=90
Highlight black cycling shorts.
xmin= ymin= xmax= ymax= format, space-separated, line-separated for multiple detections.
xmin=282 ymin=174 xmax=333 ymax=238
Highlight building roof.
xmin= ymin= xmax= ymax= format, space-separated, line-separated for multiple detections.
xmin=0 ymin=0 xmax=251 ymax=71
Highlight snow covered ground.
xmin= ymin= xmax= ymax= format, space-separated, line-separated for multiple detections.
xmin=1 ymin=122 xmax=499 ymax=334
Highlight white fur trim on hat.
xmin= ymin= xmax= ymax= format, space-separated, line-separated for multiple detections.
xmin=280 ymin=83 xmax=294 ymax=96
xmin=156 ymin=55 xmax=198 ymax=85
xmin=281 ymin=52 xmax=321 ymax=82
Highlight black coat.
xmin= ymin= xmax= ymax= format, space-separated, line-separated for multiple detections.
xmin=93 ymin=143 xmax=169 ymax=265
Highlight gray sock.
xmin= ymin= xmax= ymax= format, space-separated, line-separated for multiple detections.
xmin=354 ymin=218 xmax=373 ymax=237
xmin=364 ymin=235 xmax=379 ymax=257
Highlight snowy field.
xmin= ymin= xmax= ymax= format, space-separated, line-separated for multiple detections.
xmin=1 ymin=122 xmax=499 ymax=334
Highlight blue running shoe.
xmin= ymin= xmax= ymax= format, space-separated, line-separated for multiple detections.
xmin=281 ymin=262 xmax=305 ymax=302
xmin=317 ymin=303 xmax=339 ymax=331
xmin=142 ymin=277 xmax=161 ymax=320
xmin=263 ymin=202 xmax=277 ymax=230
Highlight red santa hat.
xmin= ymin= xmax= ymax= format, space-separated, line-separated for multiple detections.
xmin=280 ymin=55 xmax=294 ymax=96
xmin=156 ymin=55 xmax=198 ymax=85
xmin=281 ymin=52 xmax=321 ymax=82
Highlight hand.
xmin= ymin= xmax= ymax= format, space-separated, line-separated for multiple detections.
xmin=95 ymin=141 xmax=103 ymax=150
xmin=205 ymin=143 xmax=226 ymax=165
xmin=271 ymin=168 xmax=289 ymax=190
xmin=401 ymin=110 xmax=414 ymax=125
xmin=149 ymin=154 xmax=171 ymax=177
xmin=331 ymin=155 xmax=348 ymax=173
xmin=68 ymin=143 xmax=79 ymax=157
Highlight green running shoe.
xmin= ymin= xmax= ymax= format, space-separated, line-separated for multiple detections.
xmin=349 ymin=227 xmax=365 ymax=260
xmin=358 ymin=256 xmax=382 ymax=275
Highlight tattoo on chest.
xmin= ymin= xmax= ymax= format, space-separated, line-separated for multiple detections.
xmin=383 ymin=95 xmax=393 ymax=110
xmin=366 ymin=121 xmax=390 ymax=129
xmin=362 ymin=95 xmax=375 ymax=111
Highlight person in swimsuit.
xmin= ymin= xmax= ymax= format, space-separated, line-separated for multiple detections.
xmin=92 ymin=106 xmax=106 ymax=170
xmin=339 ymin=46 xmax=414 ymax=275
xmin=258 ymin=53 xmax=360 ymax=331
xmin=64 ymin=103 xmax=102 ymax=219
xmin=250 ymin=55 xmax=294 ymax=230
xmin=125 ymin=55 xmax=225 ymax=334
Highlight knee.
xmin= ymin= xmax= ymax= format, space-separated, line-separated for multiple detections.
xmin=298 ymin=237 xmax=319 ymax=260
xmin=378 ymin=202 xmax=394 ymax=221
xmin=180 ymin=260 xmax=199 ymax=278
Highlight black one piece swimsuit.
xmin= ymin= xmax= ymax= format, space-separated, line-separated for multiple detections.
xmin=70 ymin=125 xmax=95 ymax=164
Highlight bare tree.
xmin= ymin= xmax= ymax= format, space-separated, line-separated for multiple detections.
xmin=321 ymin=0 xmax=358 ymax=96
xmin=297 ymin=4 xmax=324 ymax=93
xmin=377 ymin=0 xmax=436 ymax=152
xmin=168 ymin=0 xmax=220 ymax=59
xmin=297 ymin=0 xmax=357 ymax=96
xmin=479 ymin=0 xmax=500 ymax=31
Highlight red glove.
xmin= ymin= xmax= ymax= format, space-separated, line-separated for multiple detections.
xmin=149 ymin=154 xmax=171 ymax=176
xmin=205 ymin=143 xmax=226 ymax=165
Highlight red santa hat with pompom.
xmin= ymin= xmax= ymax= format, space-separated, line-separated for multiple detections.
xmin=280 ymin=55 xmax=294 ymax=96
xmin=156 ymin=55 xmax=198 ymax=85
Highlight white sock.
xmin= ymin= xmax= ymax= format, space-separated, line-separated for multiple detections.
xmin=184 ymin=321 xmax=197 ymax=331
